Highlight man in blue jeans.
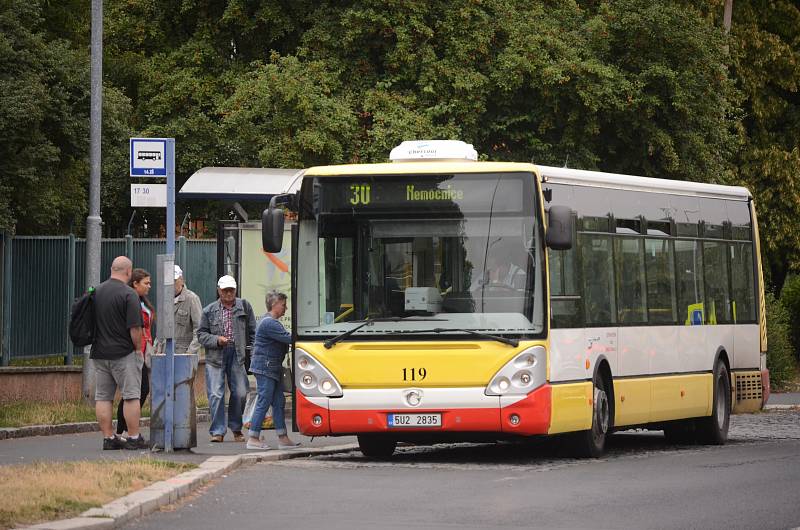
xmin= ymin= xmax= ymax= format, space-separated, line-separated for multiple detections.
xmin=198 ymin=275 xmax=256 ymax=442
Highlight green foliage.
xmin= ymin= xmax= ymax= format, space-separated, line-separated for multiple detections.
xmin=765 ymin=291 xmax=798 ymax=390
xmin=729 ymin=0 xmax=800 ymax=289
xmin=1 ymin=0 xmax=798 ymax=260
xmin=779 ymin=274 xmax=800 ymax=361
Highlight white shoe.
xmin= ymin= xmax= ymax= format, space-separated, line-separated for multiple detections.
xmin=246 ymin=440 xmax=271 ymax=450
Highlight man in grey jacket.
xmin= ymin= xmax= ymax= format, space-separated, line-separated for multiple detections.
xmin=197 ymin=275 xmax=256 ymax=442
xmin=172 ymin=265 xmax=202 ymax=355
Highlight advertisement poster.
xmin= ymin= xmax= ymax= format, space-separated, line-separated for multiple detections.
xmin=240 ymin=225 xmax=293 ymax=330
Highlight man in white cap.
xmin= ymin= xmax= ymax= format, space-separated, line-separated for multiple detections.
xmin=197 ymin=275 xmax=256 ymax=442
xmin=172 ymin=265 xmax=202 ymax=355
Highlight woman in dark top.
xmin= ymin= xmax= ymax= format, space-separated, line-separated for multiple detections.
xmin=116 ymin=268 xmax=154 ymax=437
xmin=246 ymin=290 xmax=300 ymax=450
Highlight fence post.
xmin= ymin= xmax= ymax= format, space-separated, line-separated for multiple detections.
xmin=178 ymin=235 xmax=187 ymax=268
xmin=65 ymin=233 xmax=76 ymax=365
xmin=125 ymin=234 xmax=134 ymax=262
xmin=1 ymin=232 xmax=11 ymax=366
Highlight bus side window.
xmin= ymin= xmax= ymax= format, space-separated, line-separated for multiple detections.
xmin=675 ymin=240 xmax=704 ymax=325
xmin=703 ymin=241 xmax=732 ymax=324
xmin=614 ymin=237 xmax=646 ymax=324
xmin=645 ymin=238 xmax=677 ymax=324
xmin=729 ymin=242 xmax=756 ymax=323
xmin=549 ymin=246 xmax=582 ymax=328
xmin=580 ymin=234 xmax=616 ymax=326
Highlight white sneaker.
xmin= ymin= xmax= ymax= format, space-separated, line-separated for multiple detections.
xmin=246 ymin=440 xmax=271 ymax=450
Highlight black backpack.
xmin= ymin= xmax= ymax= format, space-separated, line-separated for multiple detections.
xmin=69 ymin=287 xmax=96 ymax=347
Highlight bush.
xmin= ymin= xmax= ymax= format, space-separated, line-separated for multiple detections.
xmin=779 ymin=274 xmax=800 ymax=361
xmin=766 ymin=291 xmax=797 ymax=390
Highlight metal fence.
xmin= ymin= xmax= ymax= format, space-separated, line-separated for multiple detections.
xmin=0 ymin=234 xmax=217 ymax=363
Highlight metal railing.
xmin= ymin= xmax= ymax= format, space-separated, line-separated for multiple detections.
xmin=0 ymin=233 xmax=217 ymax=364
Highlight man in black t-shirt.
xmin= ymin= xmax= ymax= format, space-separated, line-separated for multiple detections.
xmin=92 ymin=256 xmax=147 ymax=450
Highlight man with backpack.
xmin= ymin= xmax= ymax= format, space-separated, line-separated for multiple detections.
xmin=91 ymin=256 xmax=148 ymax=450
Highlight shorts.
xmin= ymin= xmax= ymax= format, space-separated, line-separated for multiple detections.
xmin=94 ymin=353 xmax=144 ymax=401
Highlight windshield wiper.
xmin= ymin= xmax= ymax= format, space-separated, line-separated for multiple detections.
xmin=323 ymin=317 xmax=446 ymax=349
xmin=386 ymin=327 xmax=519 ymax=347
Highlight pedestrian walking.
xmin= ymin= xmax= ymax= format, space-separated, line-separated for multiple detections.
xmin=115 ymin=268 xmax=154 ymax=439
xmin=197 ymin=275 xmax=256 ymax=442
xmin=246 ymin=290 xmax=300 ymax=450
xmin=172 ymin=265 xmax=202 ymax=355
xmin=91 ymin=256 xmax=149 ymax=450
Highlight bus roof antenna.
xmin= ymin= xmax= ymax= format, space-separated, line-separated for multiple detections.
xmin=563 ymin=155 xmax=570 ymax=168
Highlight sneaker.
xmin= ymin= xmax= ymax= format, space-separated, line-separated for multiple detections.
xmin=210 ymin=434 xmax=224 ymax=443
xmin=278 ymin=441 xmax=302 ymax=450
xmin=103 ymin=436 xmax=124 ymax=450
xmin=233 ymin=431 xmax=245 ymax=442
xmin=246 ymin=440 xmax=271 ymax=450
xmin=123 ymin=435 xmax=149 ymax=450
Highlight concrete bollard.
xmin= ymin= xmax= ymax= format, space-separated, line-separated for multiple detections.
xmin=150 ymin=354 xmax=198 ymax=449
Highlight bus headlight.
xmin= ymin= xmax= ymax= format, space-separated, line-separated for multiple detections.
xmin=485 ymin=346 xmax=547 ymax=396
xmin=295 ymin=349 xmax=343 ymax=398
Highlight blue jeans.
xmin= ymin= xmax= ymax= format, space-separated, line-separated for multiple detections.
xmin=206 ymin=345 xmax=249 ymax=436
xmin=248 ymin=373 xmax=287 ymax=438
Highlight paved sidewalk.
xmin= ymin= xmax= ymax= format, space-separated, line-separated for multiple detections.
xmin=766 ymin=391 xmax=800 ymax=407
xmin=0 ymin=421 xmax=356 ymax=466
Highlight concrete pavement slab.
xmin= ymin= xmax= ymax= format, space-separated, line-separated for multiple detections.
xmin=26 ymin=516 xmax=115 ymax=529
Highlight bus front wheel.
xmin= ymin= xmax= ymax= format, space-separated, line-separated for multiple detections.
xmin=358 ymin=435 xmax=397 ymax=458
xmin=572 ymin=374 xmax=611 ymax=458
xmin=695 ymin=360 xmax=731 ymax=445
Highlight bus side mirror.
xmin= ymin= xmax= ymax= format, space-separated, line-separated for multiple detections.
xmin=546 ymin=205 xmax=573 ymax=250
xmin=262 ymin=207 xmax=284 ymax=253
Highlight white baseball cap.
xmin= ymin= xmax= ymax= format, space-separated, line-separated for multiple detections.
xmin=174 ymin=265 xmax=183 ymax=280
xmin=217 ymin=275 xmax=237 ymax=289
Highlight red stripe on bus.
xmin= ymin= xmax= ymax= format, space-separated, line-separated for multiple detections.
xmin=296 ymin=385 xmax=552 ymax=436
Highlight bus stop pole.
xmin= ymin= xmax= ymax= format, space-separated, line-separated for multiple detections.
xmin=165 ymin=138 xmax=176 ymax=452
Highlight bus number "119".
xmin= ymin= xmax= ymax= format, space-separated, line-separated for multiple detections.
xmin=403 ymin=368 xmax=427 ymax=381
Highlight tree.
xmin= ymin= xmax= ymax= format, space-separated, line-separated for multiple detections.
xmin=727 ymin=0 xmax=800 ymax=291
xmin=0 ymin=0 xmax=132 ymax=235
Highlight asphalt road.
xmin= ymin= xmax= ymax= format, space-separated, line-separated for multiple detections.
xmin=126 ymin=409 xmax=800 ymax=530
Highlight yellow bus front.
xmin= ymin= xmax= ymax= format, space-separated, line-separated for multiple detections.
xmin=289 ymin=147 xmax=560 ymax=439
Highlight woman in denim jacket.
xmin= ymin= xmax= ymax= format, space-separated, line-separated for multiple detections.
xmin=246 ymin=290 xmax=300 ymax=450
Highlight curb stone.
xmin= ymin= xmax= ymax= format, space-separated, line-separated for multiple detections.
xmin=26 ymin=443 xmax=359 ymax=529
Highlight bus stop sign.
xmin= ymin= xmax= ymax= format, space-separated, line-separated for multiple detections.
xmin=130 ymin=138 xmax=167 ymax=177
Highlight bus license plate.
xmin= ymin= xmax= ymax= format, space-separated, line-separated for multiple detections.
xmin=387 ymin=413 xmax=442 ymax=428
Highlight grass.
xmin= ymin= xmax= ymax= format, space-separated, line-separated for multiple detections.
xmin=10 ymin=355 xmax=84 ymax=367
xmin=0 ymin=396 xmax=208 ymax=428
xmin=0 ymin=401 xmax=154 ymax=428
xmin=0 ymin=457 xmax=195 ymax=529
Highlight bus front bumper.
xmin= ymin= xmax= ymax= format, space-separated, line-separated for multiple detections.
xmin=296 ymin=384 xmax=552 ymax=437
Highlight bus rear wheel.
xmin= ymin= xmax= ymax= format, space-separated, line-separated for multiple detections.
xmin=572 ymin=374 xmax=611 ymax=458
xmin=357 ymin=435 xmax=397 ymax=458
xmin=695 ymin=360 xmax=731 ymax=445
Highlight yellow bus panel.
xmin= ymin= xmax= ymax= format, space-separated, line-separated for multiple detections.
xmin=296 ymin=340 xmax=544 ymax=388
xmin=650 ymin=374 xmax=711 ymax=422
xmin=548 ymin=382 xmax=592 ymax=434
xmin=613 ymin=379 xmax=651 ymax=427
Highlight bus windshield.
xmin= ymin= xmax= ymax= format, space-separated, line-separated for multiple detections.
xmin=295 ymin=171 xmax=545 ymax=340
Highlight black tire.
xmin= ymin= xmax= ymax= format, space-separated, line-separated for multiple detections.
xmin=663 ymin=419 xmax=697 ymax=445
xmin=696 ymin=360 xmax=731 ymax=445
xmin=357 ymin=435 xmax=397 ymax=458
xmin=572 ymin=374 xmax=612 ymax=458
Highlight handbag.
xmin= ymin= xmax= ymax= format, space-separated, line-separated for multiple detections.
xmin=281 ymin=365 xmax=293 ymax=393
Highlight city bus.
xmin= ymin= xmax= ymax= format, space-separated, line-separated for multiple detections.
xmin=261 ymin=140 xmax=769 ymax=458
